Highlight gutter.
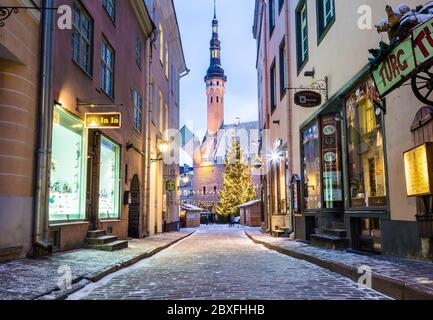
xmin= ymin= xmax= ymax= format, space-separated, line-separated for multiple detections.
xmin=284 ymin=0 xmax=295 ymax=236
xmin=143 ymin=27 xmax=159 ymax=237
xmin=33 ymin=0 xmax=54 ymax=256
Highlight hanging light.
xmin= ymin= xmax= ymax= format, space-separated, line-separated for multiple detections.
xmin=182 ymin=175 xmax=190 ymax=184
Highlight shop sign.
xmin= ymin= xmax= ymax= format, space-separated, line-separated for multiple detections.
xmin=294 ymin=90 xmax=322 ymax=108
xmin=85 ymin=112 xmax=121 ymax=129
xmin=413 ymin=17 xmax=433 ymax=67
xmin=321 ymin=115 xmax=343 ymax=203
xmin=166 ymin=180 xmax=176 ymax=192
xmin=372 ymin=38 xmax=416 ymax=97
xmin=404 ymin=143 xmax=433 ymax=197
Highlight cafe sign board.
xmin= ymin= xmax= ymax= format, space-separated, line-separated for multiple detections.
xmin=372 ymin=16 xmax=433 ymax=98
xmin=166 ymin=180 xmax=176 ymax=192
xmin=412 ymin=17 xmax=433 ymax=67
xmin=403 ymin=143 xmax=433 ymax=197
xmin=85 ymin=112 xmax=121 ymax=129
xmin=372 ymin=38 xmax=416 ymax=97
xmin=294 ymin=90 xmax=322 ymax=108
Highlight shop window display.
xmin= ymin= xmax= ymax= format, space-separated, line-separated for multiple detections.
xmin=303 ymin=122 xmax=322 ymax=209
xmin=99 ymin=136 xmax=121 ymax=219
xmin=346 ymin=78 xmax=387 ymax=208
xmin=49 ymin=107 xmax=87 ymax=221
xmin=321 ymin=114 xmax=343 ymax=209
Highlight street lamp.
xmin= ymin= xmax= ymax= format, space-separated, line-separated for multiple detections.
xmin=158 ymin=139 xmax=170 ymax=153
xmin=151 ymin=139 xmax=170 ymax=163
xmin=182 ymin=174 xmax=190 ymax=184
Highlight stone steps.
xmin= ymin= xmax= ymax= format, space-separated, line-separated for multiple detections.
xmin=86 ymin=240 xmax=129 ymax=252
xmin=85 ymin=230 xmax=128 ymax=252
xmin=323 ymin=228 xmax=347 ymax=238
xmin=86 ymin=235 xmax=119 ymax=246
xmin=310 ymin=234 xmax=348 ymax=250
xmin=87 ymin=230 xmax=107 ymax=239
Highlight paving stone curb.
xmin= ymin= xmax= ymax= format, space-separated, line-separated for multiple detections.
xmin=245 ymin=231 xmax=433 ymax=300
xmin=36 ymin=231 xmax=196 ymax=300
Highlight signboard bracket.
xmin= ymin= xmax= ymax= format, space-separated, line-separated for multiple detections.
xmin=286 ymin=76 xmax=329 ymax=101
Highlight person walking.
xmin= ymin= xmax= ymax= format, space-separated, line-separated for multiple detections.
xmin=228 ymin=214 xmax=232 ymax=227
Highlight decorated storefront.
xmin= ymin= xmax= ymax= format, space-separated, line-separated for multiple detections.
xmin=297 ymin=73 xmax=387 ymax=252
xmin=368 ymin=2 xmax=433 ymax=259
xmin=267 ymin=139 xmax=294 ymax=235
xmin=48 ymin=103 xmax=125 ymax=251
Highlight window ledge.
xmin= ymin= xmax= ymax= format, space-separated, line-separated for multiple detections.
xmin=72 ymin=59 xmax=93 ymax=81
xmin=99 ymin=219 xmax=122 ymax=223
xmin=49 ymin=221 xmax=89 ymax=228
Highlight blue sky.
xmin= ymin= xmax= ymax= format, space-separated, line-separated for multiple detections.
xmin=174 ymin=0 xmax=259 ymax=139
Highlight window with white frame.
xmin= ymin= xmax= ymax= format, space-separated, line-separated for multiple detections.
xmin=101 ymin=39 xmax=114 ymax=98
xmin=136 ymin=37 xmax=142 ymax=69
xmin=72 ymin=1 xmax=93 ymax=74
xmin=296 ymin=0 xmax=308 ymax=71
xmin=103 ymin=0 xmax=115 ymax=20
xmin=317 ymin=0 xmax=335 ymax=42
xmin=132 ymin=89 xmax=143 ymax=132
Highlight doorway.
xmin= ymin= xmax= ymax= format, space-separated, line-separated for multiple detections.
xmin=128 ymin=175 xmax=140 ymax=238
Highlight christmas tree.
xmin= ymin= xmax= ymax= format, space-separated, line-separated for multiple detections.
xmin=215 ymin=137 xmax=256 ymax=217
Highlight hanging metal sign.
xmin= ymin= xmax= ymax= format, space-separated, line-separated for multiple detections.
xmin=85 ymin=112 xmax=121 ymax=129
xmin=294 ymin=90 xmax=322 ymax=108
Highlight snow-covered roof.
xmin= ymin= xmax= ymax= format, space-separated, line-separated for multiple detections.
xmin=180 ymin=204 xmax=205 ymax=212
xmin=236 ymin=199 xmax=261 ymax=208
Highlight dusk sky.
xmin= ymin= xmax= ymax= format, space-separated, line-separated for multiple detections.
xmin=174 ymin=0 xmax=258 ymax=140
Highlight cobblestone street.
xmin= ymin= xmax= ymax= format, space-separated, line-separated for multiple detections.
xmin=68 ymin=226 xmax=389 ymax=300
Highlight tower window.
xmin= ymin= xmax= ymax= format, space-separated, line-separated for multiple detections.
xmin=217 ymin=81 xmax=220 ymax=86
xmin=211 ymin=97 xmax=213 ymax=103
xmin=216 ymin=96 xmax=219 ymax=103
xmin=203 ymin=186 xmax=207 ymax=195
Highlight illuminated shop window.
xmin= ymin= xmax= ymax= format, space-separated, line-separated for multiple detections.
xmin=49 ymin=106 xmax=87 ymax=221
xmin=99 ymin=136 xmax=121 ymax=219
xmin=302 ymin=122 xmax=321 ymax=209
xmin=321 ymin=115 xmax=343 ymax=209
xmin=346 ymin=79 xmax=387 ymax=208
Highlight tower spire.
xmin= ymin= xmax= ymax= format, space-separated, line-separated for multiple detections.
xmin=214 ymin=0 xmax=217 ymax=19
xmin=205 ymin=0 xmax=226 ymax=82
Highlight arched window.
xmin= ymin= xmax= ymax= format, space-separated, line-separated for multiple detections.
xmin=216 ymin=96 xmax=219 ymax=103
xmin=211 ymin=97 xmax=213 ymax=103
xmin=217 ymin=81 xmax=220 ymax=86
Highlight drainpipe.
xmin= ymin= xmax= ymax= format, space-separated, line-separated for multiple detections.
xmin=284 ymin=0 xmax=295 ymax=236
xmin=33 ymin=0 xmax=54 ymax=255
xmin=261 ymin=0 xmax=271 ymax=232
xmin=143 ymin=29 xmax=159 ymax=237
